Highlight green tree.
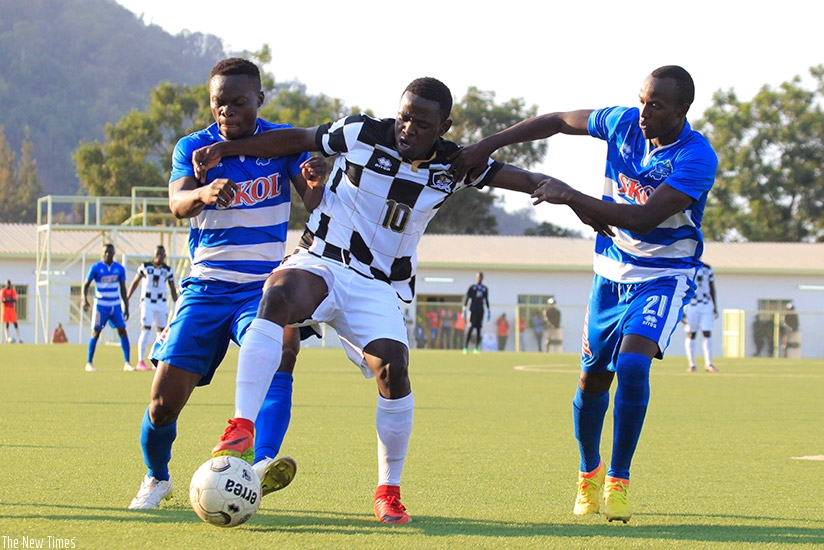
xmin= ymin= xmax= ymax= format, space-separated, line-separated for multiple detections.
xmin=525 ymin=222 xmax=584 ymax=238
xmin=695 ymin=66 xmax=824 ymax=242
xmin=0 ymin=125 xmax=42 ymax=223
xmin=15 ymin=127 xmax=42 ymax=222
xmin=0 ymin=127 xmax=16 ymax=222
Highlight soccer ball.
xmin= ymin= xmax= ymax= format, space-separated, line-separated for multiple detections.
xmin=189 ymin=456 xmax=261 ymax=527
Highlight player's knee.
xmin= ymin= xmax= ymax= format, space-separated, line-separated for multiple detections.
xmin=148 ymin=398 xmax=184 ymax=426
xmin=579 ymin=370 xmax=614 ymax=393
xmin=686 ymin=332 xmax=696 ymax=339
xmin=615 ymin=353 xmax=651 ymax=386
xmin=702 ymin=331 xmax=712 ymax=338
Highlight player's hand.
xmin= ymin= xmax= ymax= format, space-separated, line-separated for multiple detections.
xmin=531 ymin=177 xmax=576 ymax=206
xmin=448 ymin=142 xmax=494 ymax=183
xmin=301 ymin=156 xmax=328 ymax=188
xmin=124 ymin=310 xmax=130 ymax=321
xmin=200 ymin=178 xmax=238 ymax=208
xmin=571 ymin=207 xmax=614 ymax=238
xmin=193 ymin=143 xmax=226 ymax=183
xmin=487 ymin=311 xmax=491 ymax=321
xmin=82 ymin=301 xmax=90 ymax=312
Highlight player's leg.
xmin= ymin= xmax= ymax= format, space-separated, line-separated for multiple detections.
xmin=253 ymin=326 xmax=301 ymax=496
xmin=605 ymin=275 xmax=689 ymax=523
xmin=128 ymin=362 xmax=202 ymax=509
xmin=572 ymin=275 xmax=618 ymax=516
xmin=131 ymin=282 xmax=234 ymax=509
xmin=685 ymin=331 xmax=697 ymax=371
xmin=85 ymin=308 xmax=105 ymax=371
xmin=112 ymin=308 xmax=132 ymax=370
xmin=700 ymin=308 xmax=716 ymax=371
xmin=365 ymin=338 xmax=413 ymax=524
xmin=214 ymin=265 xmax=327 ymax=462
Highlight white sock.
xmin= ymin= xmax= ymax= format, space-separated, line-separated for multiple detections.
xmin=685 ymin=337 xmax=696 ymax=367
xmin=235 ymin=318 xmax=283 ymax=421
xmin=138 ymin=327 xmax=152 ymax=362
xmin=376 ymin=393 xmax=414 ymax=487
xmin=703 ymin=336 xmax=713 ymax=366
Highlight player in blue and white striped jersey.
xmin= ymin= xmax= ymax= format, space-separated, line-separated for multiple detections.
xmin=82 ymin=242 xmax=131 ymax=372
xmin=127 ymin=58 xmax=327 ymax=511
xmin=192 ymin=76 xmax=582 ymax=523
xmin=452 ymin=66 xmax=717 ymax=523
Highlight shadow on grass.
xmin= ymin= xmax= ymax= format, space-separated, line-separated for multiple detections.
xmin=5 ymin=503 xmax=821 ymax=545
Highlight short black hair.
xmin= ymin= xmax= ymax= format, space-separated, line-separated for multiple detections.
xmin=210 ymin=58 xmax=261 ymax=91
xmin=405 ymin=77 xmax=453 ymax=121
xmin=651 ymin=65 xmax=695 ymax=106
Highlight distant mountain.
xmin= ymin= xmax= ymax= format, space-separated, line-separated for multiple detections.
xmin=0 ymin=0 xmax=226 ymax=197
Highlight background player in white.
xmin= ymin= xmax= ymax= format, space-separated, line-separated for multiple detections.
xmin=451 ymin=66 xmax=717 ymax=523
xmin=127 ymin=58 xmax=326 ymax=510
xmin=683 ymin=262 xmax=718 ymax=372
xmin=82 ymin=242 xmax=131 ymax=372
xmin=192 ymin=77 xmax=601 ymax=523
xmin=126 ymin=245 xmax=178 ymax=371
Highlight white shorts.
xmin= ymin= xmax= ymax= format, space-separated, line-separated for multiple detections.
xmin=684 ymin=303 xmax=714 ymax=333
xmin=140 ymin=300 xmax=170 ymax=329
xmin=277 ymin=250 xmax=408 ymax=378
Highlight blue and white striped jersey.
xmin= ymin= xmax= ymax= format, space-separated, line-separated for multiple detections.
xmin=587 ymin=106 xmax=717 ymax=282
xmin=170 ymin=120 xmax=309 ymax=283
xmin=86 ymin=261 xmax=126 ymax=308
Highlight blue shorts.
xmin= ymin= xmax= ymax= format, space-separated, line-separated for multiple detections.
xmin=152 ymin=278 xmax=263 ymax=386
xmin=92 ymin=304 xmax=126 ymax=331
xmin=581 ymin=273 xmax=693 ymax=373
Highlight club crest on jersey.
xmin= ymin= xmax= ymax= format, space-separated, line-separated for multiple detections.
xmin=218 ymin=174 xmax=282 ymax=209
xmin=428 ymin=170 xmax=456 ymax=192
xmin=616 ymin=173 xmax=654 ymax=205
xmin=256 ymin=157 xmax=273 ymax=167
xmin=649 ymin=160 xmax=673 ymax=181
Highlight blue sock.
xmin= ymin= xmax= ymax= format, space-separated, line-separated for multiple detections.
xmin=140 ymin=407 xmax=176 ymax=481
xmin=610 ymin=352 xmax=651 ymax=480
xmin=573 ymin=386 xmax=610 ymax=472
xmin=87 ymin=336 xmax=99 ymax=363
xmin=121 ymin=336 xmax=131 ymax=363
xmin=254 ymin=372 xmax=293 ymax=464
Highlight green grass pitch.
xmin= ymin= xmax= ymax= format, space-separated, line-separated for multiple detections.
xmin=1 ymin=344 xmax=822 ymax=549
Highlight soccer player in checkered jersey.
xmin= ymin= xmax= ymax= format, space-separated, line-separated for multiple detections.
xmin=452 ymin=66 xmax=717 ymax=523
xmin=192 ymin=76 xmax=588 ymax=523
xmin=127 ymin=58 xmax=327 ymax=511
xmin=683 ymin=262 xmax=718 ymax=373
xmin=82 ymin=243 xmax=131 ymax=372
xmin=126 ymin=245 xmax=178 ymax=371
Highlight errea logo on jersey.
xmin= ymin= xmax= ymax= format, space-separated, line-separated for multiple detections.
xmin=375 ymin=157 xmax=393 ymax=171
xmin=642 ymin=314 xmax=658 ymax=328
xmin=616 ymin=173 xmax=654 ymax=205
xmin=220 ymin=174 xmax=282 ymax=209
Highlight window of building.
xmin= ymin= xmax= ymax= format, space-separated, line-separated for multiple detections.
xmin=12 ymin=284 xmax=28 ymax=322
xmin=517 ymin=294 xmax=556 ymax=330
xmin=69 ymin=286 xmax=82 ymax=324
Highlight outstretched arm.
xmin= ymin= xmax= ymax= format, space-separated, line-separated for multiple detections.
xmin=532 ymin=179 xmax=694 ymax=234
xmin=449 ymin=110 xmax=593 ymax=182
xmin=126 ymin=272 xmax=143 ymax=301
xmin=193 ymin=127 xmax=320 ymax=182
xmin=488 ymin=164 xmax=613 ymax=237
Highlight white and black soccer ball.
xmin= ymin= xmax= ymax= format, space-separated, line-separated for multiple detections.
xmin=189 ymin=456 xmax=261 ymax=527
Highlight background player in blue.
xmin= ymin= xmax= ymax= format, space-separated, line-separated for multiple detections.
xmin=127 ymin=58 xmax=326 ymax=510
xmin=192 ymin=77 xmax=607 ymax=524
xmin=451 ymin=66 xmax=717 ymax=523
xmin=82 ymin=242 xmax=131 ymax=372
xmin=462 ymin=271 xmax=490 ymax=354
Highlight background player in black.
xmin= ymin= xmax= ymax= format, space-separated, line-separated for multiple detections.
xmin=463 ymin=272 xmax=490 ymax=354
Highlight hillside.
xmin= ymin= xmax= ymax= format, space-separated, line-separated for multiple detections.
xmin=0 ymin=0 xmax=226 ymax=196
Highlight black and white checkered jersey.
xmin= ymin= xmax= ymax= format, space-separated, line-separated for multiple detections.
xmin=300 ymin=113 xmax=503 ymax=302
xmin=689 ymin=264 xmax=714 ymax=306
xmin=138 ymin=262 xmax=175 ymax=303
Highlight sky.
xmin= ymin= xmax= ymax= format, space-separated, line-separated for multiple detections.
xmin=116 ymin=0 xmax=824 ymax=232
